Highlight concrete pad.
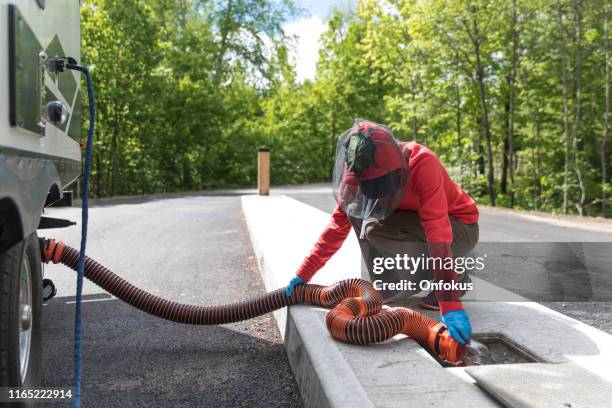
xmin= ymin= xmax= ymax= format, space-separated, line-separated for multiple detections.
xmin=241 ymin=194 xmax=612 ymax=408
xmin=466 ymin=362 xmax=612 ymax=408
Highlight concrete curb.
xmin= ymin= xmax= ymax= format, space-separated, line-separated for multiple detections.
xmin=242 ymin=194 xmax=612 ymax=408
xmin=241 ymin=195 xmax=372 ymax=408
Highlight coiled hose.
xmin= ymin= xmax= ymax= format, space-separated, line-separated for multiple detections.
xmin=40 ymin=238 xmax=467 ymax=364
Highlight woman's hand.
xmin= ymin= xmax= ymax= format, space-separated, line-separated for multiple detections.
xmin=440 ymin=310 xmax=472 ymax=345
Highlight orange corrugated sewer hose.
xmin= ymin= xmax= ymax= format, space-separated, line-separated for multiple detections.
xmin=40 ymin=238 xmax=467 ymax=364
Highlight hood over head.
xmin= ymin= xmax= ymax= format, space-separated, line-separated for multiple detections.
xmin=332 ymin=119 xmax=409 ymax=223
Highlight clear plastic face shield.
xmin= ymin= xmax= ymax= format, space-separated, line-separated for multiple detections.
xmin=332 ymin=120 xmax=409 ymax=238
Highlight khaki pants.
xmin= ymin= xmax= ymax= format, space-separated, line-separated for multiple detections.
xmin=350 ymin=210 xmax=479 ymax=301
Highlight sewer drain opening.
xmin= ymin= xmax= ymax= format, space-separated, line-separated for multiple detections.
xmin=435 ymin=334 xmax=543 ymax=367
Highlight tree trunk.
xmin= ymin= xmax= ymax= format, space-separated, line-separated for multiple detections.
xmin=572 ymin=0 xmax=585 ymax=215
xmin=501 ymin=100 xmax=509 ymax=194
xmin=507 ymin=0 xmax=519 ymax=208
xmin=454 ymin=49 xmax=465 ymax=177
xmin=476 ymin=116 xmax=485 ymax=176
xmin=455 ymin=62 xmax=463 ymax=172
xmin=469 ymin=6 xmax=496 ymax=206
xmin=603 ymin=3 xmax=610 ymax=216
xmin=533 ymin=118 xmax=542 ymax=209
xmin=214 ymin=0 xmax=234 ymax=82
xmin=557 ymin=1 xmax=571 ymax=214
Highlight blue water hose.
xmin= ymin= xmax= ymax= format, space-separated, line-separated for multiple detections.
xmin=65 ymin=61 xmax=95 ymax=408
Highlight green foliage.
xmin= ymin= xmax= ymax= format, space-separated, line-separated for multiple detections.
xmin=81 ymin=0 xmax=296 ymax=195
xmin=79 ymin=0 xmax=610 ymax=217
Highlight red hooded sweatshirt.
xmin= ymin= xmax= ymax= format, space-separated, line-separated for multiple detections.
xmin=296 ymin=142 xmax=479 ymax=314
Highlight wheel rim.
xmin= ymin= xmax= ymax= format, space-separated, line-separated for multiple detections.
xmin=19 ymin=252 xmax=33 ymax=383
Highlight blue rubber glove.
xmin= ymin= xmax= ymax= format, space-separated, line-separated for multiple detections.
xmin=440 ymin=310 xmax=472 ymax=345
xmin=285 ymin=275 xmax=306 ymax=297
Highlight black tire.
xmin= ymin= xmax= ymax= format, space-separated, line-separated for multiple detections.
xmin=0 ymin=233 xmax=42 ymax=391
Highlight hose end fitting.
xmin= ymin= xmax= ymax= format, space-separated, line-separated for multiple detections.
xmin=427 ymin=322 xmax=468 ymax=364
xmin=40 ymin=237 xmax=64 ymax=264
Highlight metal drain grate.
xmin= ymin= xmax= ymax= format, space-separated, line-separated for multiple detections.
xmin=470 ymin=334 xmax=542 ymax=366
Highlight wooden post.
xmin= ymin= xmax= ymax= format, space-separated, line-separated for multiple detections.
xmin=258 ymin=148 xmax=270 ymax=196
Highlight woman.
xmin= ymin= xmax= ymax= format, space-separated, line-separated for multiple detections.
xmin=285 ymin=119 xmax=479 ymax=345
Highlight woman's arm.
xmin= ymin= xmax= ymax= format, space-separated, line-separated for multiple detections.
xmin=413 ymin=154 xmax=463 ymax=314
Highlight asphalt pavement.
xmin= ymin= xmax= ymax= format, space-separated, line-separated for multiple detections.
xmin=40 ymin=193 xmax=302 ymax=407
xmin=36 ymin=185 xmax=612 ymax=407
